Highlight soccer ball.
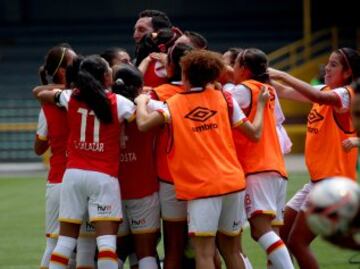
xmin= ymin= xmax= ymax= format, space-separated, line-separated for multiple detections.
xmin=306 ymin=177 xmax=360 ymax=237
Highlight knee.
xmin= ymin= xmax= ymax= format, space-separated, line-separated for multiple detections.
xmin=217 ymin=237 xmax=239 ymax=256
xmin=193 ymin=243 xmax=215 ymax=259
xmin=250 ymin=227 xmax=263 ymax=241
xmin=249 ymin=217 xmax=273 ymax=241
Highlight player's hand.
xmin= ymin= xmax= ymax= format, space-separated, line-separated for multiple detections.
xmin=149 ymin=52 xmax=167 ymax=66
xmin=258 ymin=86 xmax=270 ymax=104
xmin=134 ymin=94 xmax=150 ymax=105
xmin=342 ymin=137 xmax=360 ymax=152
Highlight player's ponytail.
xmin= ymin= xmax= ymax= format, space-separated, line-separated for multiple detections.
xmin=112 ymin=64 xmax=143 ymax=102
xmin=75 ymin=55 xmax=113 ymax=124
xmin=39 ymin=65 xmax=49 ymax=85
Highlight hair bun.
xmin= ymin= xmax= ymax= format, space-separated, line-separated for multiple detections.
xmin=115 ymin=78 xmax=125 ymax=86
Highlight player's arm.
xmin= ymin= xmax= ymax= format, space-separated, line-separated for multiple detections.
xmin=37 ymin=89 xmax=63 ymax=105
xmin=33 ymin=84 xmax=64 ymax=98
xmin=138 ymin=52 xmax=167 ymax=75
xmin=269 ymin=68 xmax=341 ymax=106
xmin=234 ymin=86 xmax=269 ymax=141
xmin=34 ymin=109 xmax=49 ymax=155
xmin=271 ymin=79 xmax=311 ymax=103
xmin=135 ymin=94 xmax=166 ymax=132
xmin=34 ymin=137 xmax=49 ymax=156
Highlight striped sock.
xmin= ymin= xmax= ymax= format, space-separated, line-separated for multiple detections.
xmin=96 ymin=235 xmax=118 ymax=269
xmin=49 ymin=236 xmax=77 ymax=269
xmin=258 ymin=231 xmax=294 ymax=269
xmin=40 ymin=237 xmax=57 ymax=268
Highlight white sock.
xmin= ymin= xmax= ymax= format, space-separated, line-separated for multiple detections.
xmin=49 ymin=236 xmax=77 ymax=269
xmin=40 ymin=237 xmax=57 ymax=268
xmin=96 ymin=235 xmax=118 ymax=269
xmin=76 ymin=237 xmax=96 ymax=268
xmin=258 ymin=232 xmax=294 ymax=269
xmin=138 ymin=256 xmax=157 ymax=269
xmin=240 ymin=253 xmax=253 ymax=269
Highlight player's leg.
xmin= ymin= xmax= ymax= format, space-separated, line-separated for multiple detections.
xmin=130 ymin=192 xmax=160 ymax=269
xmin=246 ymin=175 xmax=293 ymax=269
xmin=77 ymin=217 xmax=96 ymax=269
xmin=49 ymin=169 xmax=85 ymax=269
xmin=88 ymin=171 xmax=122 ymax=269
xmin=159 ymin=182 xmax=187 ymax=269
xmin=40 ymin=183 xmax=61 ymax=269
xmin=217 ymin=192 xmax=245 ymax=269
xmin=287 ymin=210 xmax=318 ymax=269
xmin=187 ymin=196 xmax=222 ymax=269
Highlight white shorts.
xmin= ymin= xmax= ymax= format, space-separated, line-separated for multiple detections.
xmin=159 ymin=182 xmax=187 ymax=222
xmin=59 ymin=169 xmax=122 ymax=224
xmin=118 ymin=192 xmax=161 ymax=236
xmin=45 ymin=183 xmax=61 ymax=238
xmin=188 ymin=191 xmax=245 ymax=237
xmin=245 ymin=173 xmax=287 ymax=225
xmin=286 ymin=182 xmax=314 ymax=212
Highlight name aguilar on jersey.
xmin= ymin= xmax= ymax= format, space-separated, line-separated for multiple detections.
xmin=74 ymin=141 xmax=105 ymax=152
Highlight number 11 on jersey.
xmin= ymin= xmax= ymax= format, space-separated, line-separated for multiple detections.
xmin=77 ymin=108 xmax=100 ymax=143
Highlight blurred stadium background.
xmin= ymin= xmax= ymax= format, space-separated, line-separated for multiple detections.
xmin=0 ymin=0 xmax=358 ymax=163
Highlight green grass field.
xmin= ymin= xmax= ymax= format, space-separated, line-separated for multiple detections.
xmin=0 ymin=172 xmax=359 ymax=269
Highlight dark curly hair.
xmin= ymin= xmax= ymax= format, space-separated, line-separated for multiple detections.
xmin=181 ymin=50 xmax=224 ymax=88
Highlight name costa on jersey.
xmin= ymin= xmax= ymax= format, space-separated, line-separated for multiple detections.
xmin=120 ymin=152 xmax=137 ymax=162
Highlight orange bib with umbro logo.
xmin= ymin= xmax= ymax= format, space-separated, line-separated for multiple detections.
xmin=305 ymin=86 xmax=358 ymax=181
xmin=166 ymin=87 xmax=245 ymax=200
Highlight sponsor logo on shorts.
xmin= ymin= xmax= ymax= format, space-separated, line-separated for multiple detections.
xmin=245 ymin=194 xmax=252 ymax=213
xmin=232 ymin=220 xmax=241 ymax=229
xmin=131 ymin=218 xmax=146 ymax=227
xmin=97 ymin=204 xmax=112 ymax=215
xmin=85 ymin=221 xmax=95 ymax=232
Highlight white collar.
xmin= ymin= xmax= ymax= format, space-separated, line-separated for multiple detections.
xmin=189 ymin=87 xmax=203 ymax=92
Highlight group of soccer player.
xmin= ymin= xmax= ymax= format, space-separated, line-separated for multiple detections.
xmin=32 ymin=9 xmax=360 ymax=269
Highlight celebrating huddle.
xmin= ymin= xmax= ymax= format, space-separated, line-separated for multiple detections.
xmin=32 ymin=9 xmax=359 ymax=269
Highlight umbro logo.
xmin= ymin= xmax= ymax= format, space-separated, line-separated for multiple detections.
xmin=308 ymin=109 xmax=324 ymax=124
xmin=185 ymin=107 xmax=217 ymax=122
